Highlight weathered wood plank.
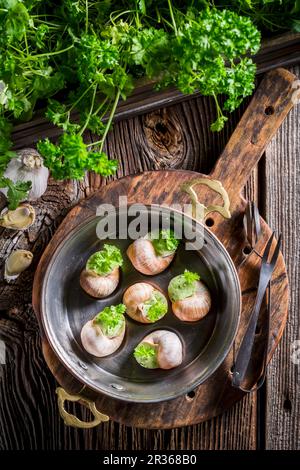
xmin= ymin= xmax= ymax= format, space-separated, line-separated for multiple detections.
xmin=0 ymin=85 xmax=270 ymax=448
xmin=264 ymin=65 xmax=300 ymax=450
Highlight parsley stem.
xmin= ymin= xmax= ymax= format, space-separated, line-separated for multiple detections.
xmin=89 ymin=89 xmax=121 ymax=151
xmin=79 ymin=85 xmax=97 ymax=136
xmin=85 ymin=0 xmax=89 ymax=33
xmin=167 ymin=0 xmax=178 ymax=36
xmin=24 ymin=44 xmax=74 ymax=60
xmin=99 ymin=89 xmax=121 ymax=152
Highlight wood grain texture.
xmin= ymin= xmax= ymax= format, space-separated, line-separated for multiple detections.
xmin=0 ymin=96 xmax=258 ymax=449
xmin=0 ymin=66 xmax=298 ymax=449
xmin=264 ymin=65 xmax=300 ymax=450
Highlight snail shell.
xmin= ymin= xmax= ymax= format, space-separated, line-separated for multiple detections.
xmin=81 ymin=320 xmax=125 ymax=357
xmin=80 ymin=267 xmax=119 ymax=298
xmin=127 ymin=239 xmax=174 ymax=275
xmin=0 ymin=204 xmax=35 ymax=230
xmin=137 ymin=330 xmax=183 ymax=370
xmin=171 ymin=280 xmax=211 ymax=322
xmin=123 ymin=282 xmax=167 ymax=323
xmin=5 ymin=249 xmax=33 ymax=281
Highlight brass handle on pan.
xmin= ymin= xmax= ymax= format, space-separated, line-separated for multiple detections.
xmin=181 ymin=178 xmax=231 ymax=221
xmin=56 ymin=387 xmax=109 ymax=429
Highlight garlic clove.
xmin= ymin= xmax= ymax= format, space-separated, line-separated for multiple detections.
xmin=2 ymin=148 xmax=49 ymax=200
xmin=134 ymin=330 xmax=183 ymax=370
xmin=80 ymin=267 xmax=119 ymax=298
xmin=172 ymin=281 xmax=211 ymax=322
xmin=127 ymin=239 xmax=174 ymax=275
xmin=0 ymin=204 xmax=36 ymax=230
xmin=81 ymin=320 xmax=125 ymax=357
xmin=5 ymin=249 xmax=33 ymax=281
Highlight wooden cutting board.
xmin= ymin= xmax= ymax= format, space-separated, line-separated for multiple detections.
xmin=33 ymin=68 xmax=298 ymax=429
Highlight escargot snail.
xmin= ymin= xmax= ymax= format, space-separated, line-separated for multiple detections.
xmin=168 ymin=270 xmax=211 ymax=322
xmin=80 ymin=244 xmax=123 ymax=298
xmin=134 ymin=330 xmax=183 ymax=370
xmin=127 ymin=229 xmax=179 ymax=275
xmin=81 ymin=304 xmax=126 ymax=357
xmin=123 ymin=282 xmax=168 ymax=323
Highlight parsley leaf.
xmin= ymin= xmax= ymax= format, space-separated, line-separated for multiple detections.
xmin=94 ymin=304 xmax=126 ymax=337
xmin=151 ymin=229 xmax=180 ymax=256
xmin=0 ymin=176 xmax=32 ymax=210
xmin=86 ymin=244 xmax=123 ymax=276
xmin=134 ymin=342 xmax=159 ymax=369
xmin=143 ymin=291 xmax=168 ymax=322
xmin=168 ymin=270 xmax=200 ymax=302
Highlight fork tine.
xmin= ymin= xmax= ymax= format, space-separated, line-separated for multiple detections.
xmin=270 ymin=234 xmax=282 ymax=267
xmin=262 ymin=232 xmax=275 ymax=263
xmin=252 ymin=203 xmax=262 ymax=243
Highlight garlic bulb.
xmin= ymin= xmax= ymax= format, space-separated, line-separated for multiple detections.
xmin=134 ymin=330 xmax=183 ymax=370
xmin=127 ymin=239 xmax=175 ymax=275
xmin=171 ymin=281 xmax=211 ymax=322
xmin=81 ymin=304 xmax=126 ymax=357
xmin=80 ymin=267 xmax=119 ymax=298
xmin=0 ymin=204 xmax=36 ymax=230
xmin=123 ymin=282 xmax=168 ymax=323
xmin=5 ymin=249 xmax=33 ymax=281
xmin=2 ymin=148 xmax=49 ymax=200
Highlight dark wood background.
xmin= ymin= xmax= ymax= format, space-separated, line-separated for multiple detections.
xmin=0 ymin=63 xmax=299 ymax=450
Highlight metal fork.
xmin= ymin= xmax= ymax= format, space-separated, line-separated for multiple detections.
xmin=232 ymin=232 xmax=282 ymax=390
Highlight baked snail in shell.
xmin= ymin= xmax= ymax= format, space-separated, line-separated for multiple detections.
xmin=168 ymin=270 xmax=211 ymax=322
xmin=134 ymin=330 xmax=183 ymax=370
xmin=127 ymin=229 xmax=179 ymax=275
xmin=123 ymin=282 xmax=168 ymax=324
xmin=80 ymin=244 xmax=123 ymax=298
xmin=81 ymin=304 xmax=126 ymax=357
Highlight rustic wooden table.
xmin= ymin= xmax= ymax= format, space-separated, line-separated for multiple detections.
xmin=0 ymin=64 xmax=299 ymax=451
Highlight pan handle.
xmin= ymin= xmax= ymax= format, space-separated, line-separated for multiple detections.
xmin=208 ymin=68 xmax=299 ymax=212
xmin=181 ymin=177 xmax=231 ymax=221
xmin=56 ymin=387 xmax=109 ymax=429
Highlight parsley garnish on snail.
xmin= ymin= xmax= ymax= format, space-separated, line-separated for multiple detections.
xmin=134 ymin=330 xmax=183 ymax=370
xmin=81 ymin=304 xmax=126 ymax=357
xmin=80 ymin=244 xmax=123 ymax=298
xmin=168 ymin=270 xmax=211 ymax=322
xmin=127 ymin=229 xmax=180 ymax=275
xmin=123 ymin=282 xmax=168 ymax=324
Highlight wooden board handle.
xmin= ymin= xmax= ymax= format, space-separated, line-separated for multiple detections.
xmin=210 ymin=68 xmax=298 ymax=208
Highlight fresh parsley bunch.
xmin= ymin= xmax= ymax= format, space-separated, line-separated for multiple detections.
xmin=1 ymin=0 xmax=295 ymax=203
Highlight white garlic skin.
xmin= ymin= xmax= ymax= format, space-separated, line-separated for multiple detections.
xmin=127 ymin=239 xmax=174 ymax=275
xmin=80 ymin=267 xmax=119 ymax=298
xmin=3 ymin=148 xmax=49 ymax=200
xmin=81 ymin=320 xmax=125 ymax=357
xmin=5 ymin=249 xmax=33 ymax=281
xmin=171 ymin=280 xmax=211 ymax=322
xmin=140 ymin=330 xmax=183 ymax=370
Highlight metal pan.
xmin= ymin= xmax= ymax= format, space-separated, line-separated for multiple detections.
xmin=41 ymin=205 xmax=241 ymax=403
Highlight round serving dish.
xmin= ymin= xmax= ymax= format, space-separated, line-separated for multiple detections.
xmin=41 ymin=205 xmax=241 ymax=403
